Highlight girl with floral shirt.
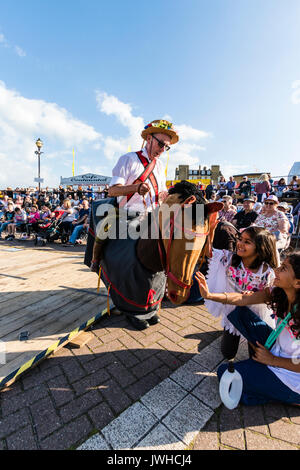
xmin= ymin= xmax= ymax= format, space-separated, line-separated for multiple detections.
xmin=203 ymin=226 xmax=277 ymax=359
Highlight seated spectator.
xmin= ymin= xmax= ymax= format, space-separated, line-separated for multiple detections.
xmin=14 ymin=195 xmax=24 ymax=209
xmin=254 ymin=174 xmax=271 ymax=203
xmin=23 ymin=195 xmax=33 ymax=211
xmin=6 ymin=207 xmax=27 ymax=240
xmin=225 ymin=176 xmax=236 ymax=196
xmin=65 ymin=200 xmax=90 ymax=246
xmin=1 ymin=195 xmax=9 ymax=210
xmin=275 ymin=178 xmax=287 ymax=198
xmin=59 ymin=199 xmax=77 ymax=235
xmin=26 ymin=205 xmax=41 ymax=236
xmin=289 ymin=175 xmax=300 ymax=192
xmin=0 ymin=202 xmax=15 ymax=239
xmin=255 ymin=195 xmax=289 ymax=251
xmin=76 ymin=186 xmax=83 ymax=200
xmin=39 ymin=205 xmax=52 ymax=223
xmin=50 ymin=193 xmax=60 ymax=208
xmin=72 ymin=194 xmax=80 ymax=206
xmin=232 ymin=197 xmax=258 ymax=230
xmin=6 ymin=187 xmax=13 ymax=199
xmin=277 ymin=201 xmax=294 ymax=233
xmin=218 ymin=195 xmax=237 ymax=224
xmin=217 ymin=176 xmax=227 ymax=197
xmin=238 ymin=176 xmax=252 ymax=200
xmin=101 ymin=184 xmax=109 ymax=199
xmin=205 ymin=181 xmax=215 ymax=200
xmin=208 ymin=191 xmax=217 ymax=202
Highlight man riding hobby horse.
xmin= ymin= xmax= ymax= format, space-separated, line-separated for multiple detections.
xmin=85 ymin=180 xmax=222 ymax=330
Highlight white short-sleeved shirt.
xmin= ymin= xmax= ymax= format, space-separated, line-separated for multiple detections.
xmin=110 ymin=148 xmax=167 ymax=213
xmin=269 ymin=315 xmax=300 ymax=395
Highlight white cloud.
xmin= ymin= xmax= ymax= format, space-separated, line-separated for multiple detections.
xmin=0 ymin=31 xmax=26 ymax=57
xmin=0 ymin=81 xmax=102 ymax=187
xmin=14 ymin=45 xmax=26 ymax=57
xmin=176 ymin=124 xmax=211 ymax=141
xmin=0 ymin=84 xmax=212 ymax=188
xmin=95 ymin=90 xmax=211 ymax=179
xmin=95 ymin=91 xmax=144 ymax=160
xmin=0 ymin=33 xmax=8 ymax=46
xmin=291 ymin=80 xmax=300 ymax=104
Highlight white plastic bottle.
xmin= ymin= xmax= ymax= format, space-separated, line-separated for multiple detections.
xmin=219 ymin=361 xmax=243 ymax=410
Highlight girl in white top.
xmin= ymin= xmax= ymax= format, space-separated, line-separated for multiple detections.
xmin=204 ymin=226 xmax=277 ymax=359
xmin=195 ymin=252 xmax=300 ymax=406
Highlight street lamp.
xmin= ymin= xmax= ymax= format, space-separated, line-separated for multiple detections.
xmin=35 ymin=138 xmax=44 ymax=194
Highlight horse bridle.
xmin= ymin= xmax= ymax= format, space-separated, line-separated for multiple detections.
xmin=156 ymin=208 xmax=210 ymax=291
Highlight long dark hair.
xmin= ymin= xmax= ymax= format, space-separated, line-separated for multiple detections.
xmin=269 ymin=252 xmax=300 ymax=338
xmin=231 ymin=226 xmax=277 ymax=270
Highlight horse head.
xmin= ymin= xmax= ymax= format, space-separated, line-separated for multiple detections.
xmin=158 ymin=181 xmax=223 ymax=305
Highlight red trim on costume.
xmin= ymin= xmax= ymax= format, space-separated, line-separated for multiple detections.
xmin=119 ymin=151 xmax=159 ymax=208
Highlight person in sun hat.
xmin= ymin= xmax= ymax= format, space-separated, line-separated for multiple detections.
xmin=255 ymin=194 xmax=290 ymax=254
xmin=232 ymin=196 xmax=258 ymax=230
xmin=89 ymin=120 xmax=180 ymax=328
xmin=108 ymin=119 xmax=179 ymax=214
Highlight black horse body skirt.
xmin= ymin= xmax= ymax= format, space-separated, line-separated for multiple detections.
xmin=84 ymin=198 xmax=166 ymax=319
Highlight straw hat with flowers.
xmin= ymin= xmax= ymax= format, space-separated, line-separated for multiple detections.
xmin=141 ymin=119 xmax=179 ymax=145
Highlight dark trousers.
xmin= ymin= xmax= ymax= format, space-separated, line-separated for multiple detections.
xmin=217 ymin=307 xmax=300 ymax=406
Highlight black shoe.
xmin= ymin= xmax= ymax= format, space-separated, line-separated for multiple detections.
xmin=148 ymin=314 xmax=160 ymax=325
xmin=126 ymin=316 xmax=149 ymax=330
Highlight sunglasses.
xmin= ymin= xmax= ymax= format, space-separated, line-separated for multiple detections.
xmin=264 ymin=201 xmax=276 ymax=206
xmin=152 ymin=135 xmax=171 ymax=152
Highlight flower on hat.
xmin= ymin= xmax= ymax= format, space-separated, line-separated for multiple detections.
xmin=144 ymin=119 xmax=173 ymax=131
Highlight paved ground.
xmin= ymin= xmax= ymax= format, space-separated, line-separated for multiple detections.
xmin=0 ymin=299 xmax=299 ymax=450
xmin=0 ymin=241 xmax=299 ymax=450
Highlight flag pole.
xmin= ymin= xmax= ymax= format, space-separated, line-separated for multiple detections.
xmin=165 ymin=150 xmax=170 ymax=177
xmin=72 ymin=149 xmax=75 ymax=176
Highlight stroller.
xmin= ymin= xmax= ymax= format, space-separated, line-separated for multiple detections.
xmin=34 ymin=210 xmax=69 ymax=246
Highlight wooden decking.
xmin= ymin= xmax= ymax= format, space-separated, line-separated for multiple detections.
xmin=0 ymin=242 xmax=112 ymax=389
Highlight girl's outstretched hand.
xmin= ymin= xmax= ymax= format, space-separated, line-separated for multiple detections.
xmin=194 ymin=271 xmax=210 ymax=299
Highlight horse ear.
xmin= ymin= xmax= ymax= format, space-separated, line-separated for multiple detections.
xmin=183 ymin=195 xmax=197 ymax=205
xmin=206 ymin=201 xmax=224 ymax=214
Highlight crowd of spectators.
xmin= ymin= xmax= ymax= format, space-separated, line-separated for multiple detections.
xmin=198 ymin=173 xmax=300 ymax=255
xmin=0 ymin=175 xmax=299 ymax=250
xmin=0 ymin=184 xmax=109 ymax=245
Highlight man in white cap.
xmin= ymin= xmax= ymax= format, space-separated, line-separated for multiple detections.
xmin=108 ymin=119 xmax=179 ymax=214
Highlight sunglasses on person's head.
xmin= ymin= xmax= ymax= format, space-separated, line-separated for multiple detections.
xmin=151 ymin=135 xmax=171 ymax=152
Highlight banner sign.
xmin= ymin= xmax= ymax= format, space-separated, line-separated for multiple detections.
xmin=60 ymin=173 xmax=112 ymax=186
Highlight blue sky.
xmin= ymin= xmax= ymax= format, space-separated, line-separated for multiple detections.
xmin=1 ymin=0 xmax=300 ymax=188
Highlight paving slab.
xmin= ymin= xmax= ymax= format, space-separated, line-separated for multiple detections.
xmin=134 ymin=423 xmax=186 ymax=451
xmin=101 ymin=402 xmax=158 ymax=449
xmin=162 ymin=394 xmax=214 ymax=445
xmin=140 ymin=378 xmax=188 ymax=419
xmin=169 ymin=358 xmax=210 ymax=391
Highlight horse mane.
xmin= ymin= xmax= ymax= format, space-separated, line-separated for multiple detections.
xmin=168 ymin=180 xmax=208 ymax=223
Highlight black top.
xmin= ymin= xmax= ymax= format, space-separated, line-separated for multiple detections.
xmin=232 ymin=210 xmax=258 ymax=229
xmin=238 ymin=181 xmax=252 ymax=197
